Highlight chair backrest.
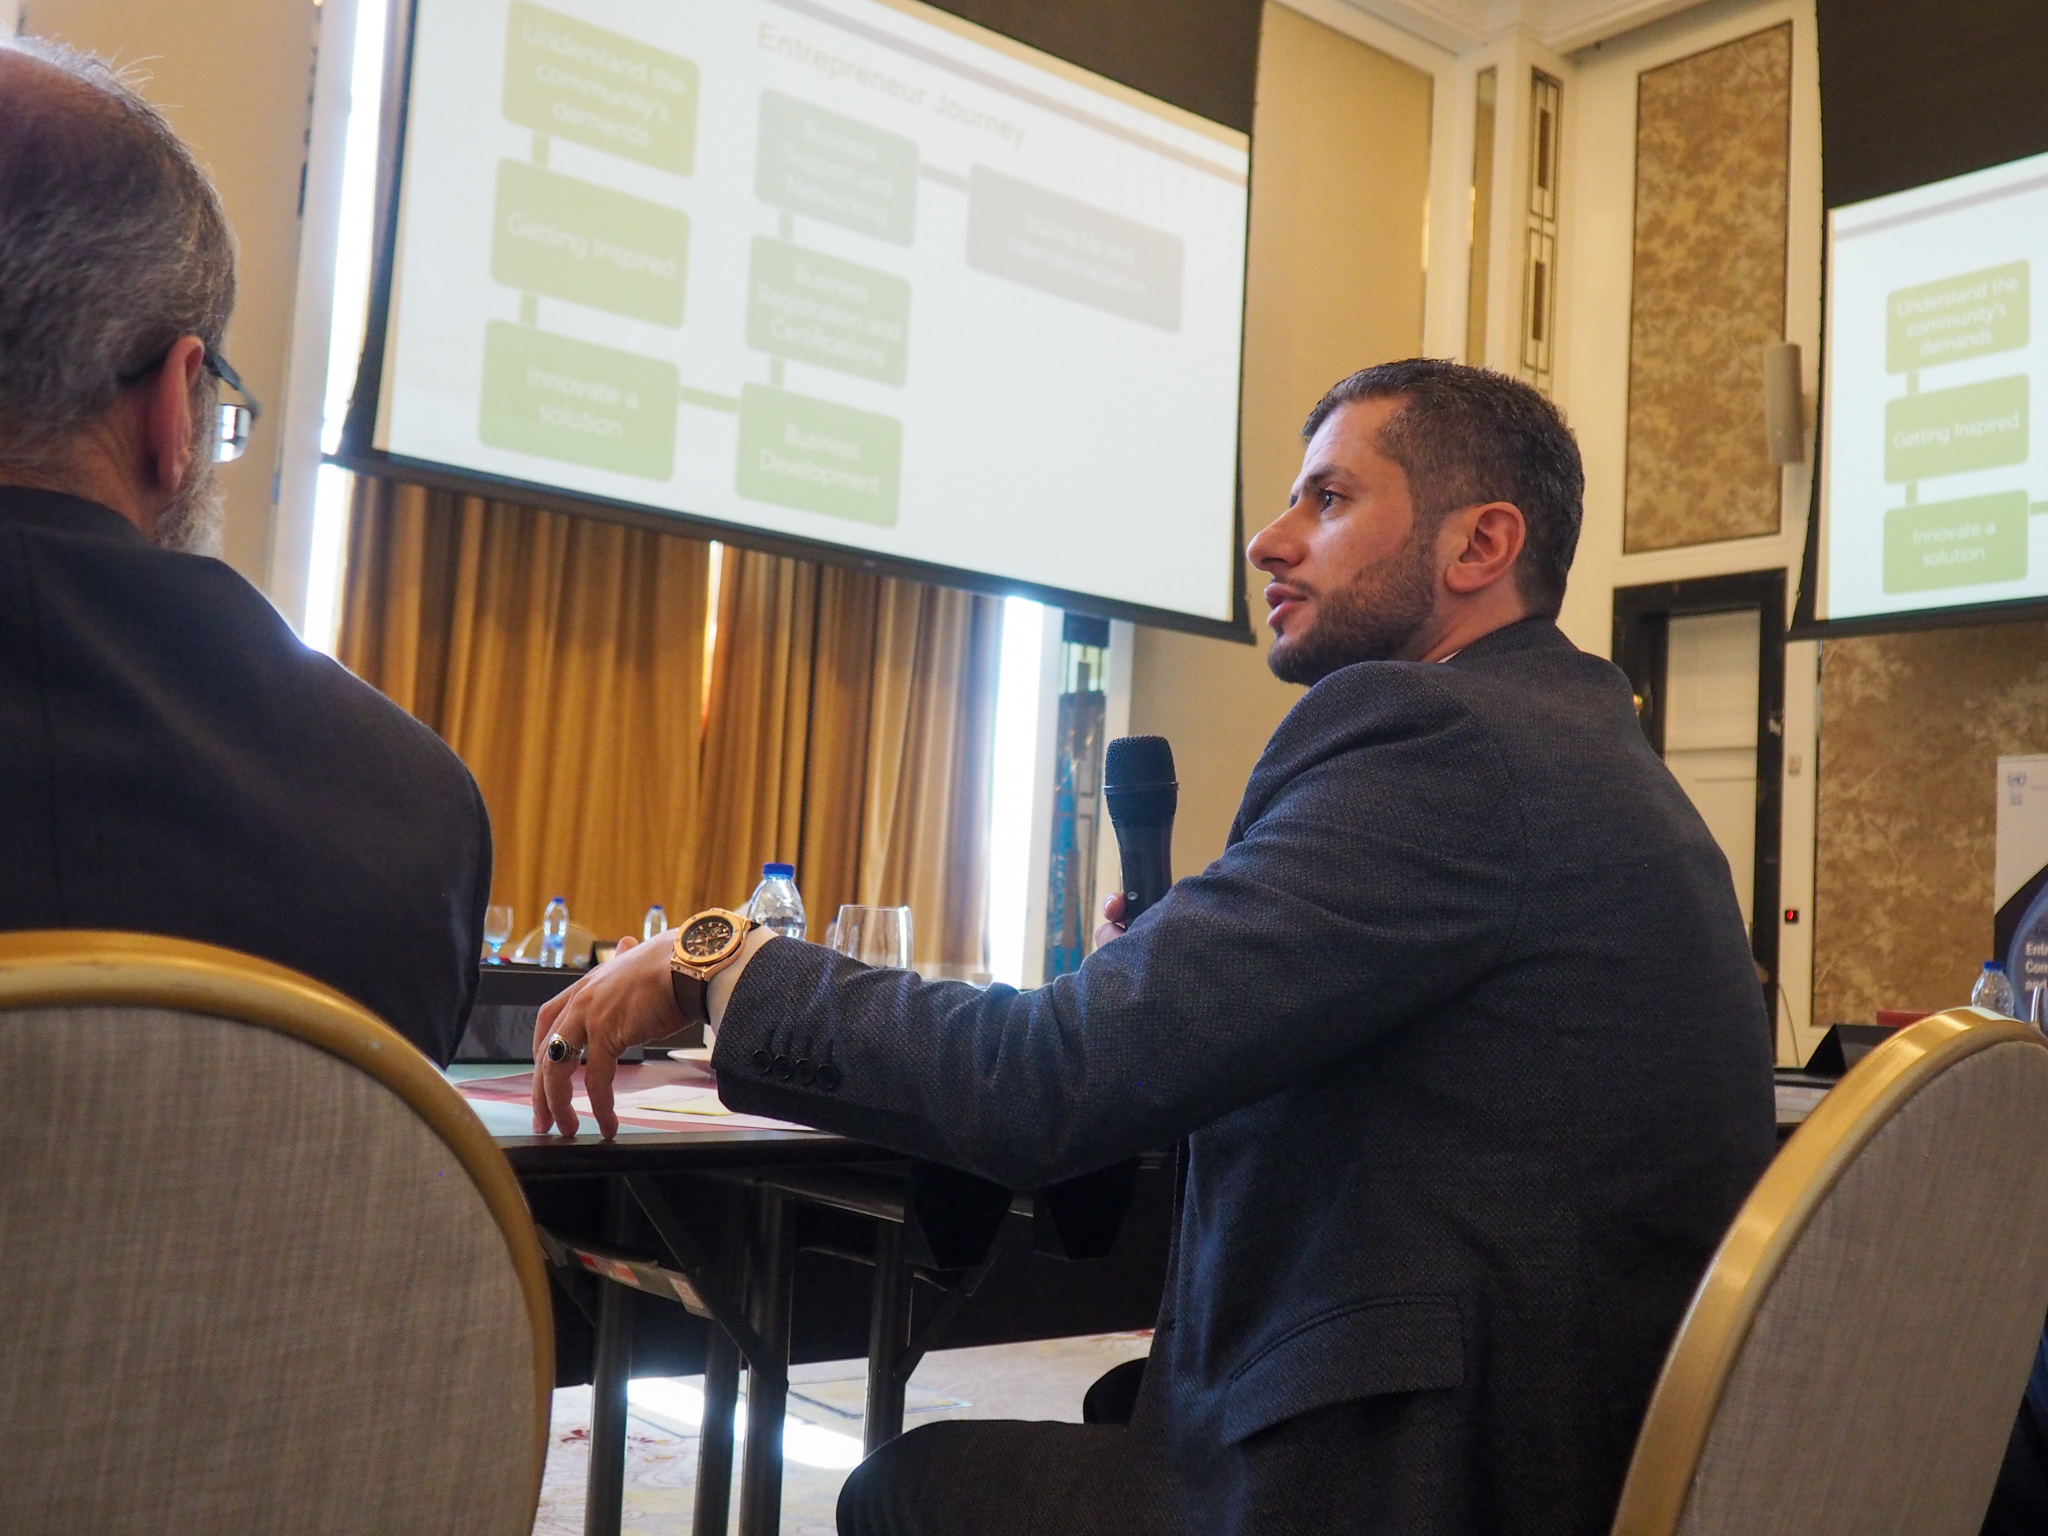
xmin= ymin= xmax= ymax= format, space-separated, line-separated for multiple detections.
xmin=1612 ymin=1008 xmax=2048 ymax=1536
xmin=510 ymin=920 xmax=598 ymax=967
xmin=0 ymin=931 xmax=553 ymax=1536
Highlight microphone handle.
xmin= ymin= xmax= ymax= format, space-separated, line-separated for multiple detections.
xmin=1114 ymin=820 xmax=1175 ymax=924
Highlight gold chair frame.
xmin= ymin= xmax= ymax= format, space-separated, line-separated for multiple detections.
xmin=0 ymin=929 xmax=555 ymax=1517
xmin=1611 ymin=1006 xmax=2047 ymax=1536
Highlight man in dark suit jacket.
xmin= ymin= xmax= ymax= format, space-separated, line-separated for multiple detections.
xmin=534 ymin=360 xmax=1778 ymax=1533
xmin=0 ymin=41 xmax=490 ymax=1062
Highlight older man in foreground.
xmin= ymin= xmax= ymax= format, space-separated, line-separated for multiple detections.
xmin=0 ymin=38 xmax=491 ymax=1062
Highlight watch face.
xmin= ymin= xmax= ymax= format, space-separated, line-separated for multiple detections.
xmin=679 ymin=914 xmax=736 ymax=962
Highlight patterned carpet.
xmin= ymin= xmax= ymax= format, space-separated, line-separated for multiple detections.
xmin=534 ymin=1332 xmax=1153 ymax=1535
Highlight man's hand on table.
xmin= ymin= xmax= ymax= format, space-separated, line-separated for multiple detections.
xmin=533 ymin=901 xmax=1109 ymax=1138
xmin=531 ymin=931 xmax=689 ymax=1139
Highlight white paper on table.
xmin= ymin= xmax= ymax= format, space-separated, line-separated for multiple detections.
xmin=570 ymin=1083 xmax=733 ymax=1117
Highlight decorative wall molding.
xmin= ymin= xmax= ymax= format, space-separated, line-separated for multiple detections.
xmin=1335 ymin=0 xmax=1716 ymax=54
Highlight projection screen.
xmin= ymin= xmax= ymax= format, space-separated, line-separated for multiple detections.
xmin=340 ymin=0 xmax=1253 ymax=633
xmin=1812 ymin=146 xmax=2048 ymax=632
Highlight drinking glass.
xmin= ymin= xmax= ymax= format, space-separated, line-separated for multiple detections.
xmin=482 ymin=904 xmax=514 ymax=964
xmin=832 ymin=905 xmax=913 ymax=969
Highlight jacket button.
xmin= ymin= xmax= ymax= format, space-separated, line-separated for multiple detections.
xmin=773 ymin=1053 xmax=795 ymax=1081
xmin=818 ymin=1063 xmax=842 ymax=1091
xmin=752 ymin=1049 xmax=772 ymax=1074
xmin=795 ymin=1057 xmax=816 ymax=1086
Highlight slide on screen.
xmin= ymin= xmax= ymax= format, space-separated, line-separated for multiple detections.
xmin=372 ymin=0 xmax=1251 ymax=624
xmin=1822 ymin=148 xmax=2048 ymax=625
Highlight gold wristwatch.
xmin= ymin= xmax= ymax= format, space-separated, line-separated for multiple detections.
xmin=670 ymin=908 xmax=756 ymax=1026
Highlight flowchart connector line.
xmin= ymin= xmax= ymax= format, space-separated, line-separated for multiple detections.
xmin=677 ymin=385 xmax=741 ymax=414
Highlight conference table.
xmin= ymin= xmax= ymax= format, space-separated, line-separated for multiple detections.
xmin=448 ymin=1033 xmax=1826 ymax=1536
xmin=449 ymin=1057 xmax=1173 ymax=1536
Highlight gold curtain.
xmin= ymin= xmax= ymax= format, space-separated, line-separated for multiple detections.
xmin=339 ymin=477 xmax=711 ymax=944
xmin=695 ymin=546 xmax=1001 ymax=972
xmin=339 ymin=477 xmax=1002 ymax=971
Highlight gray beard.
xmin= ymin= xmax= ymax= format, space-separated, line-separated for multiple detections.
xmin=151 ymin=444 xmax=224 ymax=556
xmin=1266 ymin=530 xmax=1438 ymax=686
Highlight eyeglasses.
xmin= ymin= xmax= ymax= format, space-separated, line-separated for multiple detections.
xmin=203 ymin=346 xmax=261 ymax=463
xmin=120 ymin=341 xmax=264 ymax=463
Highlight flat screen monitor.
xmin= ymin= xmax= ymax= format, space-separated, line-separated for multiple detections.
xmin=1810 ymin=146 xmax=2048 ymax=633
xmin=339 ymin=0 xmax=1252 ymax=634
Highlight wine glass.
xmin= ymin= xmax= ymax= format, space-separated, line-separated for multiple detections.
xmin=483 ymin=904 xmax=514 ymax=964
xmin=832 ymin=905 xmax=913 ymax=969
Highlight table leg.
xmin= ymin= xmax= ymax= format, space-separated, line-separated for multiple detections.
xmin=864 ymin=1221 xmax=911 ymax=1455
xmin=736 ymin=1187 xmax=793 ymax=1536
xmin=694 ymin=1327 xmax=739 ymax=1536
xmin=585 ymin=1182 xmax=635 ymax=1536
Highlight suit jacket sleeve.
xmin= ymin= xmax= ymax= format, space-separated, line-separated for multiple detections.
xmin=440 ymin=774 xmax=493 ymax=1064
xmin=712 ymin=669 xmax=1529 ymax=1189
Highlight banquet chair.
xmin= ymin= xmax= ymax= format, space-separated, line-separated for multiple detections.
xmin=0 ymin=931 xmax=552 ymax=1536
xmin=1611 ymin=1007 xmax=2048 ymax=1536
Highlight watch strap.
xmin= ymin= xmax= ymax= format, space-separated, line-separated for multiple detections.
xmin=670 ymin=968 xmax=710 ymax=1028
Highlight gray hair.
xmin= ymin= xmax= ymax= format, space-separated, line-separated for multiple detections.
xmin=1303 ymin=359 xmax=1584 ymax=617
xmin=0 ymin=38 xmax=235 ymax=477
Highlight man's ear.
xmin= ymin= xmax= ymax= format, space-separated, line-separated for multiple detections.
xmin=141 ymin=335 xmax=207 ymax=500
xmin=1441 ymin=501 xmax=1526 ymax=595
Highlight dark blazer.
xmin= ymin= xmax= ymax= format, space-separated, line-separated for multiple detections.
xmin=713 ymin=617 xmax=1776 ymax=1534
xmin=0 ymin=489 xmax=491 ymax=1064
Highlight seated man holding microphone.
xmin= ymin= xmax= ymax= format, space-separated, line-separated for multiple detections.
xmin=534 ymin=360 xmax=1776 ymax=1536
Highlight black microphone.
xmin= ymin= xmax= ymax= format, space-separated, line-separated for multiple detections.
xmin=1104 ymin=735 xmax=1178 ymax=925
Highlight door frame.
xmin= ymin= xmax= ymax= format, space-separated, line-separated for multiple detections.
xmin=1611 ymin=569 xmax=1787 ymax=1008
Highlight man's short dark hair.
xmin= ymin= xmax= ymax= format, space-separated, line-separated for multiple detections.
xmin=0 ymin=39 xmax=235 ymax=478
xmin=1303 ymin=360 xmax=1584 ymax=617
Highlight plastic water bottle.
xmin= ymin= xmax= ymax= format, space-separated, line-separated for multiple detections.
xmin=643 ymin=904 xmax=667 ymax=941
xmin=540 ymin=896 xmax=569 ymax=969
xmin=1972 ymin=959 xmax=2017 ymax=1017
xmin=747 ymin=862 xmax=806 ymax=940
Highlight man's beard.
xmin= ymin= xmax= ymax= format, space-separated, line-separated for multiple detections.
xmin=151 ymin=417 xmax=225 ymax=556
xmin=1266 ymin=527 xmax=1437 ymax=686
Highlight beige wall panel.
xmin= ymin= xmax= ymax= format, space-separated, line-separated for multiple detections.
xmin=21 ymin=0 xmax=316 ymax=586
xmin=1130 ymin=1 xmax=1432 ymax=873
xmin=1813 ymin=622 xmax=2048 ymax=1023
xmin=1622 ymin=22 xmax=1790 ymax=552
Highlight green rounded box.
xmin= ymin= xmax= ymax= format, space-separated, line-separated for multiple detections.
xmin=503 ymin=1 xmax=698 ymax=175
xmin=1882 ymin=489 xmax=2029 ymax=593
xmin=735 ymin=384 xmax=899 ymax=524
xmin=492 ymin=160 xmax=689 ymax=326
xmin=479 ymin=321 xmax=677 ymax=480
xmin=746 ymin=237 xmax=909 ymax=384
xmin=1887 ymin=261 xmax=2028 ymax=373
xmin=755 ymin=91 xmax=917 ymax=245
xmin=1884 ymin=375 xmax=2028 ymax=484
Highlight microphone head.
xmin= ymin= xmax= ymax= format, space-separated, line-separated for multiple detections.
xmin=1104 ymin=736 xmax=1177 ymax=827
xmin=1105 ymin=735 xmax=1176 ymax=790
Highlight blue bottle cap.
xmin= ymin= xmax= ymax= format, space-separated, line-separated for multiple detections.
xmin=763 ymin=862 xmax=795 ymax=878
xmin=1987 ymin=960 xmax=2007 ymax=971
xmin=550 ymin=895 xmax=565 ymax=904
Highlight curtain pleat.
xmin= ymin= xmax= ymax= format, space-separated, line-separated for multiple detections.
xmin=339 ymin=476 xmax=1000 ymax=973
xmin=856 ymin=581 xmax=1000 ymax=969
xmin=692 ymin=548 xmax=821 ymax=912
